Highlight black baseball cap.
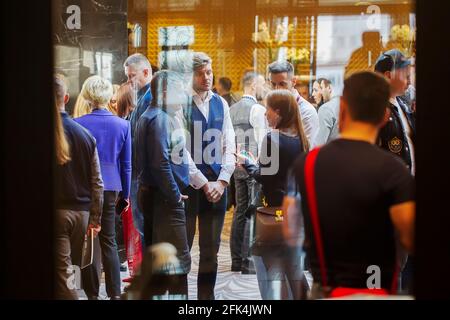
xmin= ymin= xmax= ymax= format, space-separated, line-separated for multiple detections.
xmin=374 ymin=49 xmax=411 ymax=73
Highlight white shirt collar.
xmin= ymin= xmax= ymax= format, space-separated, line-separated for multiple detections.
xmin=242 ymin=94 xmax=258 ymax=103
xmin=191 ymin=88 xmax=213 ymax=105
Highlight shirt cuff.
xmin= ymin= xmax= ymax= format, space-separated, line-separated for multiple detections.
xmin=190 ymin=171 xmax=208 ymax=189
xmin=218 ymin=171 xmax=232 ymax=185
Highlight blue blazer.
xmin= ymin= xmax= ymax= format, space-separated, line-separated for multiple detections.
xmin=75 ymin=109 xmax=132 ymax=198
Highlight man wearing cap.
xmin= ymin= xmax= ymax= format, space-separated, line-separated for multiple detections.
xmin=374 ymin=49 xmax=416 ymax=295
xmin=375 ymin=49 xmax=416 ymax=176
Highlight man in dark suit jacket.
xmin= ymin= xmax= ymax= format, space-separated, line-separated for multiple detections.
xmin=123 ymin=53 xmax=153 ymax=242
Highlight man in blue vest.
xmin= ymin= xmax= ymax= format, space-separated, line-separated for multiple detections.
xmin=184 ymin=52 xmax=236 ymax=300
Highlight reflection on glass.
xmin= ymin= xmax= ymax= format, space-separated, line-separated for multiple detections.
xmin=95 ymin=52 xmax=113 ymax=83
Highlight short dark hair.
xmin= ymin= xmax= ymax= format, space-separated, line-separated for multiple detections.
xmin=219 ymin=77 xmax=232 ymax=92
xmin=318 ymin=78 xmax=331 ymax=88
xmin=267 ymin=61 xmax=294 ymax=78
xmin=343 ymin=71 xmax=390 ymax=125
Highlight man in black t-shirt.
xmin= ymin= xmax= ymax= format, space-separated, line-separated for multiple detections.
xmin=284 ymin=71 xmax=415 ymax=297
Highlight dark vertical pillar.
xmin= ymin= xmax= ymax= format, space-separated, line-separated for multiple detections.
xmin=53 ymin=0 xmax=128 ymax=114
xmin=0 ymin=0 xmax=55 ymax=299
xmin=415 ymin=0 xmax=450 ymax=299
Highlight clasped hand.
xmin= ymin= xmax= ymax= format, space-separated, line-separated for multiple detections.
xmin=202 ymin=181 xmax=227 ymax=203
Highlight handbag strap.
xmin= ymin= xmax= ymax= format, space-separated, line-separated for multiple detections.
xmin=304 ymin=147 xmax=399 ymax=293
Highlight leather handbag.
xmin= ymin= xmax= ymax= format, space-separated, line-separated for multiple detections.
xmin=254 ymin=206 xmax=285 ymax=246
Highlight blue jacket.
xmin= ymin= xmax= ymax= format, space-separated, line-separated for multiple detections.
xmin=75 ymin=109 xmax=132 ymax=198
xmin=130 ymin=83 xmax=152 ymax=179
xmin=136 ymin=106 xmax=189 ymax=205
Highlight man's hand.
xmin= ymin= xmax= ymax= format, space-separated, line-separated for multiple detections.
xmin=207 ymin=181 xmax=228 ymax=203
xmin=201 ymin=182 xmax=211 ymax=199
xmin=87 ymin=224 xmax=101 ymax=238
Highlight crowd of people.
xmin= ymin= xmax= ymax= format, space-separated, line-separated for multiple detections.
xmin=53 ymin=48 xmax=416 ymax=300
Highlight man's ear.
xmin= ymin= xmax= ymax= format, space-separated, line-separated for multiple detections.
xmin=384 ymin=71 xmax=392 ymax=80
xmin=64 ymin=93 xmax=70 ymax=105
xmin=291 ymin=75 xmax=297 ymax=87
xmin=143 ymin=68 xmax=149 ymax=78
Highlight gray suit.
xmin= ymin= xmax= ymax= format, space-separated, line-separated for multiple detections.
xmin=229 ymin=97 xmax=262 ymax=272
xmin=314 ymin=97 xmax=340 ymax=147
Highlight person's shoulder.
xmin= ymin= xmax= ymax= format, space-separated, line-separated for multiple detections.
xmin=152 ymin=109 xmax=170 ymax=127
xmin=110 ymin=113 xmax=130 ymax=126
xmin=299 ymin=96 xmax=315 ymax=110
xmin=214 ymin=92 xmax=230 ymax=109
xmin=377 ymin=146 xmax=410 ymax=170
xmin=229 ymin=99 xmax=241 ymax=111
xmin=72 ymin=113 xmax=89 ymax=123
xmin=318 ymin=98 xmax=339 ymax=116
xmin=252 ymin=103 xmax=266 ymax=112
xmin=67 ymin=117 xmax=96 ymax=143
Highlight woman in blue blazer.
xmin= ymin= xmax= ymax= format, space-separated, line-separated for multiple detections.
xmin=75 ymin=75 xmax=132 ymax=300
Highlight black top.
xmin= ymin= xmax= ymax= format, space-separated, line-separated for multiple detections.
xmin=55 ymin=112 xmax=97 ymax=211
xmin=245 ymin=131 xmax=304 ymax=206
xmin=292 ymin=138 xmax=415 ymax=289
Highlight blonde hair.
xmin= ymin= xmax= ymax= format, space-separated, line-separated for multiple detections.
xmin=72 ymin=94 xmax=91 ymax=118
xmin=266 ymin=90 xmax=310 ymax=152
xmin=81 ymin=75 xmax=113 ymax=108
xmin=53 ymin=75 xmax=71 ymax=165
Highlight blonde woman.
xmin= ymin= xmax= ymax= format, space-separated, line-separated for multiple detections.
xmin=72 ymin=93 xmax=91 ymax=118
xmin=74 ymin=75 xmax=131 ymax=300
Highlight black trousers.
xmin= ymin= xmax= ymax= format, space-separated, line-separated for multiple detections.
xmin=230 ymin=176 xmax=260 ymax=271
xmin=83 ymin=191 xmax=121 ymax=298
xmin=185 ymin=186 xmax=227 ymax=300
xmin=138 ymin=185 xmax=191 ymax=297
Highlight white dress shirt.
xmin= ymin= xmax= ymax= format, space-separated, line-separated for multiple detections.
xmin=186 ymin=89 xmax=236 ymax=187
xmin=241 ymin=94 xmax=268 ymax=156
xmin=390 ymin=97 xmax=416 ymax=175
xmin=292 ymin=90 xmax=319 ymax=149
